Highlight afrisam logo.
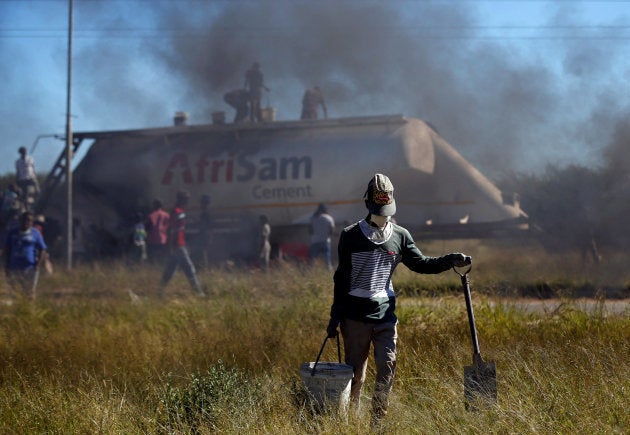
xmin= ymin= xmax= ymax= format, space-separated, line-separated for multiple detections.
xmin=161 ymin=152 xmax=312 ymax=185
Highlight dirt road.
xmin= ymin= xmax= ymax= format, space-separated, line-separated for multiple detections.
xmin=489 ymin=298 xmax=630 ymax=315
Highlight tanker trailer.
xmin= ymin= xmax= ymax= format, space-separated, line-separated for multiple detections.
xmin=36 ymin=114 xmax=526 ymax=262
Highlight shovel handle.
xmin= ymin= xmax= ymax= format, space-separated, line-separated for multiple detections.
xmin=453 ymin=267 xmax=482 ymax=357
xmin=311 ymin=334 xmax=342 ymax=376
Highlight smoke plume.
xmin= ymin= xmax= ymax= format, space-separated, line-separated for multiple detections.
xmin=65 ymin=1 xmax=630 ymax=178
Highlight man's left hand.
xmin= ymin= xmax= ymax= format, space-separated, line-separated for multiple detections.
xmin=448 ymin=253 xmax=472 ymax=268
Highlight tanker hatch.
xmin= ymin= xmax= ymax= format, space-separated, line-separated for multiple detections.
xmin=174 ymin=111 xmax=189 ymax=126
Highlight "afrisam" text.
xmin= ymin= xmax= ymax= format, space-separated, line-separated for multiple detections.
xmin=161 ymin=153 xmax=312 ymax=185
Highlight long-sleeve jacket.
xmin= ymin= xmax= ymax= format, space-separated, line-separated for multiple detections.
xmin=331 ymin=219 xmax=457 ymax=324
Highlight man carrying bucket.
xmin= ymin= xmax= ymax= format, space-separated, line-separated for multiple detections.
xmin=326 ymin=173 xmax=471 ymax=426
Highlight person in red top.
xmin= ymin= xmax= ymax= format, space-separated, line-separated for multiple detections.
xmin=159 ymin=191 xmax=205 ymax=297
xmin=145 ymin=198 xmax=170 ymax=263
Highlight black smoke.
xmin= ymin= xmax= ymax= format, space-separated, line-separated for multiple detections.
xmin=68 ymin=1 xmax=629 ymax=179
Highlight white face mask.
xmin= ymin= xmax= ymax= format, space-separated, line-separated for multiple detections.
xmin=370 ymin=214 xmax=390 ymax=229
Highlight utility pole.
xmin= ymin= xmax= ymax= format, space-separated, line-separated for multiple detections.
xmin=65 ymin=0 xmax=74 ymax=270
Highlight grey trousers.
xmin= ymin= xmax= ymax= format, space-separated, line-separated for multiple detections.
xmin=341 ymin=318 xmax=397 ymax=418
xmin=160 ymin=246 xmax=202 ymax=295
xmin=7 ymin=267 xmax=38 ymax=299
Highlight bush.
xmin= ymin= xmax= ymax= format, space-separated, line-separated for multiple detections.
xmin=158 ymin=361 xmax=260 ymax=432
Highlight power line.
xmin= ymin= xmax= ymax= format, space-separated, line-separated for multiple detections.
xmin=3 ymin=24 xmax=630 ymax=31
xmin=2 ymin=25 xmax=630 ymax=40
xmin=1 ymin=17 xmax=630 ymax=44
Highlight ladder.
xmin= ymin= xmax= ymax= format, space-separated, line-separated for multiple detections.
xmin=34 ymin=136 xmax=84 ymax=214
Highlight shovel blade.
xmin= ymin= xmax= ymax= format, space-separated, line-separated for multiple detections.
xmin=464 ymin=359 xmax=497 ymax=410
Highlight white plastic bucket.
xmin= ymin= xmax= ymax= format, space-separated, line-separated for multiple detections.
xmin=299 ymin=361 xmax=354 ymax=414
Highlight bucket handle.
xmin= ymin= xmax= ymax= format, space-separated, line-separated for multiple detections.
xmin=311 ymin=335 xmax=342 ymax=376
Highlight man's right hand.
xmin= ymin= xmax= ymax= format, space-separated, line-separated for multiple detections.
xmin=327 ymin=319 xmax=339 ymax=338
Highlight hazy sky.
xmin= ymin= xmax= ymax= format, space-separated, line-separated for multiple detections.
xmin=0 ymin=0 xmax=628 ymax=179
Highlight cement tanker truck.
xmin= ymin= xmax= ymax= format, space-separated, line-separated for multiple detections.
xmin=37 ymin=114 xmax=526 ymax=262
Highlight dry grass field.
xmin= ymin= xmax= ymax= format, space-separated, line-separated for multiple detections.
xmin=0 ymin=239 xmax=628 ymax=433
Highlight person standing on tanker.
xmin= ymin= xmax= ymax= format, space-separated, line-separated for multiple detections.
xmin=309 ymin=203 xmax=335 ymax=270
xmin=15 ymin=146 xmax=39 ymax=208
xmin=3 ymin=211 xmax=47 ymax=299
xmin=244 ymin=62 xmax=269 ymax=122
xmin=223 ymin=88 xmax=250 ymax=123
xmin=326 ymin=174 xmax=471 ymax=426
xmin=300 ymin=86 xmax=327 ymax=120
xmin=145 ymin=198 xmax=170 ymax=263
xmin=160 ymin=191 xmax=206 ymax=298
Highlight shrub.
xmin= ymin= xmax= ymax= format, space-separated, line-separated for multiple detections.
xmin=158 ymin=361 xmax=260 ymax=432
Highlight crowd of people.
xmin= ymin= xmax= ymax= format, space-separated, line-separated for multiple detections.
xmin=1 ymin=59 xmax=334 ymax=300
xmin=0 ymin=128 xmax=360 ymax=304
xmin=126 ymin=191 xmax=339 ymax=279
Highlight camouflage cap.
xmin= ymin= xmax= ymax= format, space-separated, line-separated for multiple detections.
xmin=364 ymin=173 xmax=396 ymax=217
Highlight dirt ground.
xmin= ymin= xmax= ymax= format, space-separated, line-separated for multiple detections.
xmin=400 ymin=296 xmax=630 ymax=316
xmin=489 ymin=297 xmax=630 ymax=315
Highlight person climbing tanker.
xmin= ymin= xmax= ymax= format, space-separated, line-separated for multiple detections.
xmin=326 ymin=173 xmax=471 ymax=428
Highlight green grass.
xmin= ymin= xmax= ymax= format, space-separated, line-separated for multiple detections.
xmin=0 ymin=241 xmax=628 ymax=433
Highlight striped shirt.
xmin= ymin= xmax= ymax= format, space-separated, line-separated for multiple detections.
xmin=331 ymin=218 xmax=455 ymax=323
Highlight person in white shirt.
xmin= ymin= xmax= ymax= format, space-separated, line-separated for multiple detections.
xmin=15 ymin=146 xmax=39 ymax=206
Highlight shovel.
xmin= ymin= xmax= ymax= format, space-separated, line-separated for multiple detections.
xmin=454 ymin=264 xmax=497 ymax=409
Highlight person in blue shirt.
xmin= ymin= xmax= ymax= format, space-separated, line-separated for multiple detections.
xmin=3 ymin=211 xmax=47 ymax=299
